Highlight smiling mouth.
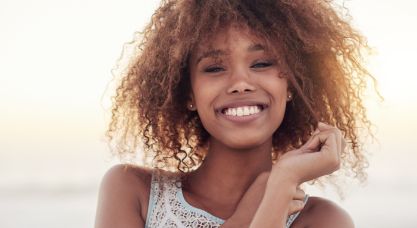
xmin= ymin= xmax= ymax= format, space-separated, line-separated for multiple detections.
xmin=220 ymin=104 xmax=267 ymax=117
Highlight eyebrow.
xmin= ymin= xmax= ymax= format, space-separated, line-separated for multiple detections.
xmin=196 ymin=43 xmax=266 ymax=64
xmin=196 ymin=49 xmax=225 ymax=64
xmin=248 ymin=43 xmax=265 ymax=52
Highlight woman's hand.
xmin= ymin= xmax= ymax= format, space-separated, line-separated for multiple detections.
xmin=272 ymin=122 xmax=346 ymax=185
xmin=223 ymin=123 xmax=345 ymax=228
xmin=248 ymin=122 xmax=346 ymax=227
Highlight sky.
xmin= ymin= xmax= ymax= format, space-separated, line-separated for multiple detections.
xmin=1 ymin=0 xmax=417 ymax=227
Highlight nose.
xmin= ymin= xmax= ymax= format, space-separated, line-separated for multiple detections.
xmin=226 ymin=68 xmax=256 ymax=94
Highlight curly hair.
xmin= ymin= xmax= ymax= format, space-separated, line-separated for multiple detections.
xmin=106 ymin=0 xmax=376 ymax=181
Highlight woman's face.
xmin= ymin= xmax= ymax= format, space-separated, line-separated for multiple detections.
xmin=189 ymin=26 xmax=289 ymax=150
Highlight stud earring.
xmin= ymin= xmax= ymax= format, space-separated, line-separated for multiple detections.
xmin=287 ymin=93 xmax=293 ymax=101
xmin=188 ymin=103 xmax=196 ymax=111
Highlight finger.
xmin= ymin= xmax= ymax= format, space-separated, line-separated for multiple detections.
xmin=318 ymin=122 xmax=333 ymax=131
xmin=308 ymin=122 xmax=333 ymax=149
xmin=329 ymin=129 xmax=342 ymax=159
xmin=318 ymin=123 xmax=340 ymax=149
xmin=302 ymin=130 xmax=335 ymax=152
xmin=311 ymin=128 xmax=320 ymax=136
xmin=319 ymin=132 xmax=340 ymax=171
xmin=315 ymin=123 xmax=344 ymax=159
xmin=303 ymin=131 xmax=340 ymax=172
xmin=288 ymin=199 xmax=305 ymax=216
xmin=332 ymin=128 xmax=343 ymax=160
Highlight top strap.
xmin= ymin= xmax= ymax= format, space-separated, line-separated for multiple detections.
xmin=286 ymin=195 xmax=309 ymax=227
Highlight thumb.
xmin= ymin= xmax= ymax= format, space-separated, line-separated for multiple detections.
xmin=302 ymin=132 xmax=326 ymax=152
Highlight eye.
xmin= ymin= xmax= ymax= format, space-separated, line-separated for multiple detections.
xmin=251 ymin=61 xmax=273 ymax=68
xmin=204 ymin=66 xmax=225 ymax=73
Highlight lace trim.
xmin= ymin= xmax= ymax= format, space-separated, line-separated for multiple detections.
xmin=145 ymin=170 xmax=223 ymax=227
xmin=176 ymin=187 xmax=225 ymax=224
xmin=145 ymin=170 xmax=307 ymax=228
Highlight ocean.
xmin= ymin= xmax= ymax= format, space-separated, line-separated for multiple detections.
xmin=1 ymin=145 xmax=416 ymax=228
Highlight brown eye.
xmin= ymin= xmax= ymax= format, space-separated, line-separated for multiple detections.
xmin=251 ymin=61 xmax=273 ymax=68
xmin=204 ymin=66 xmax=224 ymax=73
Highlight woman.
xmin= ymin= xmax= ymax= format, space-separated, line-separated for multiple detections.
xmin=96 ymin=0 xmax=374 ymax=227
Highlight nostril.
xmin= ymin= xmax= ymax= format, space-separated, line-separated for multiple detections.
xmin=230 ymin=88 xmax=253 ymax=94
xmin=227 ymin=81 xmax=256 ymax=94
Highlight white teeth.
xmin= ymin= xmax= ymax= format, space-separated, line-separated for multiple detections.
xmin=223 ymin=105 xmax=261 ymax=117
xmin=243 ymin=107 xmax=249 ymax=115
xmin=237 ymin=107 xmax=243 ymax=116
xmin=229 ymin=108 xmax=237 ymax=116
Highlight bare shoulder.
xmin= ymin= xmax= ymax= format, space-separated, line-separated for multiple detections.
xmin=100 ymin=164 xmax=153 ymax=198
xmin=95 ymin=164 xmax=153 ymax=228
xmin=292 ymin=196 xmax=354 ymax=228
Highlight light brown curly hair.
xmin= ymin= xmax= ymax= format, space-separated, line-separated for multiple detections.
xmin=106 ymin=0 xmax=376 ymax=181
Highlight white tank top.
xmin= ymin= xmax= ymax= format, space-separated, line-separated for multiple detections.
xmin=145 ymin=171 xmax=307 ymax=228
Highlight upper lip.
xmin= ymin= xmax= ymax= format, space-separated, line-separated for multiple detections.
xmin=216 ymin=100 xmax=269 ymax=113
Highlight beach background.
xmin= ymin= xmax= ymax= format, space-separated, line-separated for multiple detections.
xmin=1 ymin=0 xmax=416 ymax=227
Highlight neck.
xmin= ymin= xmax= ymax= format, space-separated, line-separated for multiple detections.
xmin=185 ymin=137 xmax=273 ymax=210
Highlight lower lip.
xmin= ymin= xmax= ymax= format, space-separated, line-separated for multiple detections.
xmin=218 ymin=108 xmax=266 ymax=123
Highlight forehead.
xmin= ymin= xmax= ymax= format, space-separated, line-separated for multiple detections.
xmin=192 ymin=25 xmax=266 ymax=57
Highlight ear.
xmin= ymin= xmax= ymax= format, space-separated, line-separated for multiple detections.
xmin=187 ymin=93 xmax=197 ymax=111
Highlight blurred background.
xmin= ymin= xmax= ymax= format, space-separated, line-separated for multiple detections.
xmin=1 ymin=0 xmax=416 ymax=227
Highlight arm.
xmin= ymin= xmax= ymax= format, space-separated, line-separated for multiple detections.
xmin=223 ymin=123 xmax=345 ymax=228
xmin=95 ymin=164 xmax=151 ymax=228
xmin=220 ymin=173 xmax=306 ymax=228
xmin=248 ymin=170 xmax=298 ymax=228
xmin=249 ymin=123 xmax=344 ymax=227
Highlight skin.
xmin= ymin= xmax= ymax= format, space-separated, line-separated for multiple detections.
xmin=188 ymin=26 xmax=289 ymax=152
xmin=95 ymin=26 xmax=354 ymax=228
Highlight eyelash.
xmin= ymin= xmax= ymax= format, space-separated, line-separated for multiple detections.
xmin=251 ymin=61 xmax=273 ymax=68
xmin=204 ymin=66 xmax=224 ymax=73
xmin=203 ymin=61 xmax=273 ymax=73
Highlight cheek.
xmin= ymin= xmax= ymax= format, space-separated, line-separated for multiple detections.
xmin=192 ymin=84 xmax=212 ymax=107
xmin=264 ymin=77 xmax=288 ymax=101
xmin=192 ymin=78 xmax=224 ymax=108
xmin=264 ymin=78 xmax=288 ymax=117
